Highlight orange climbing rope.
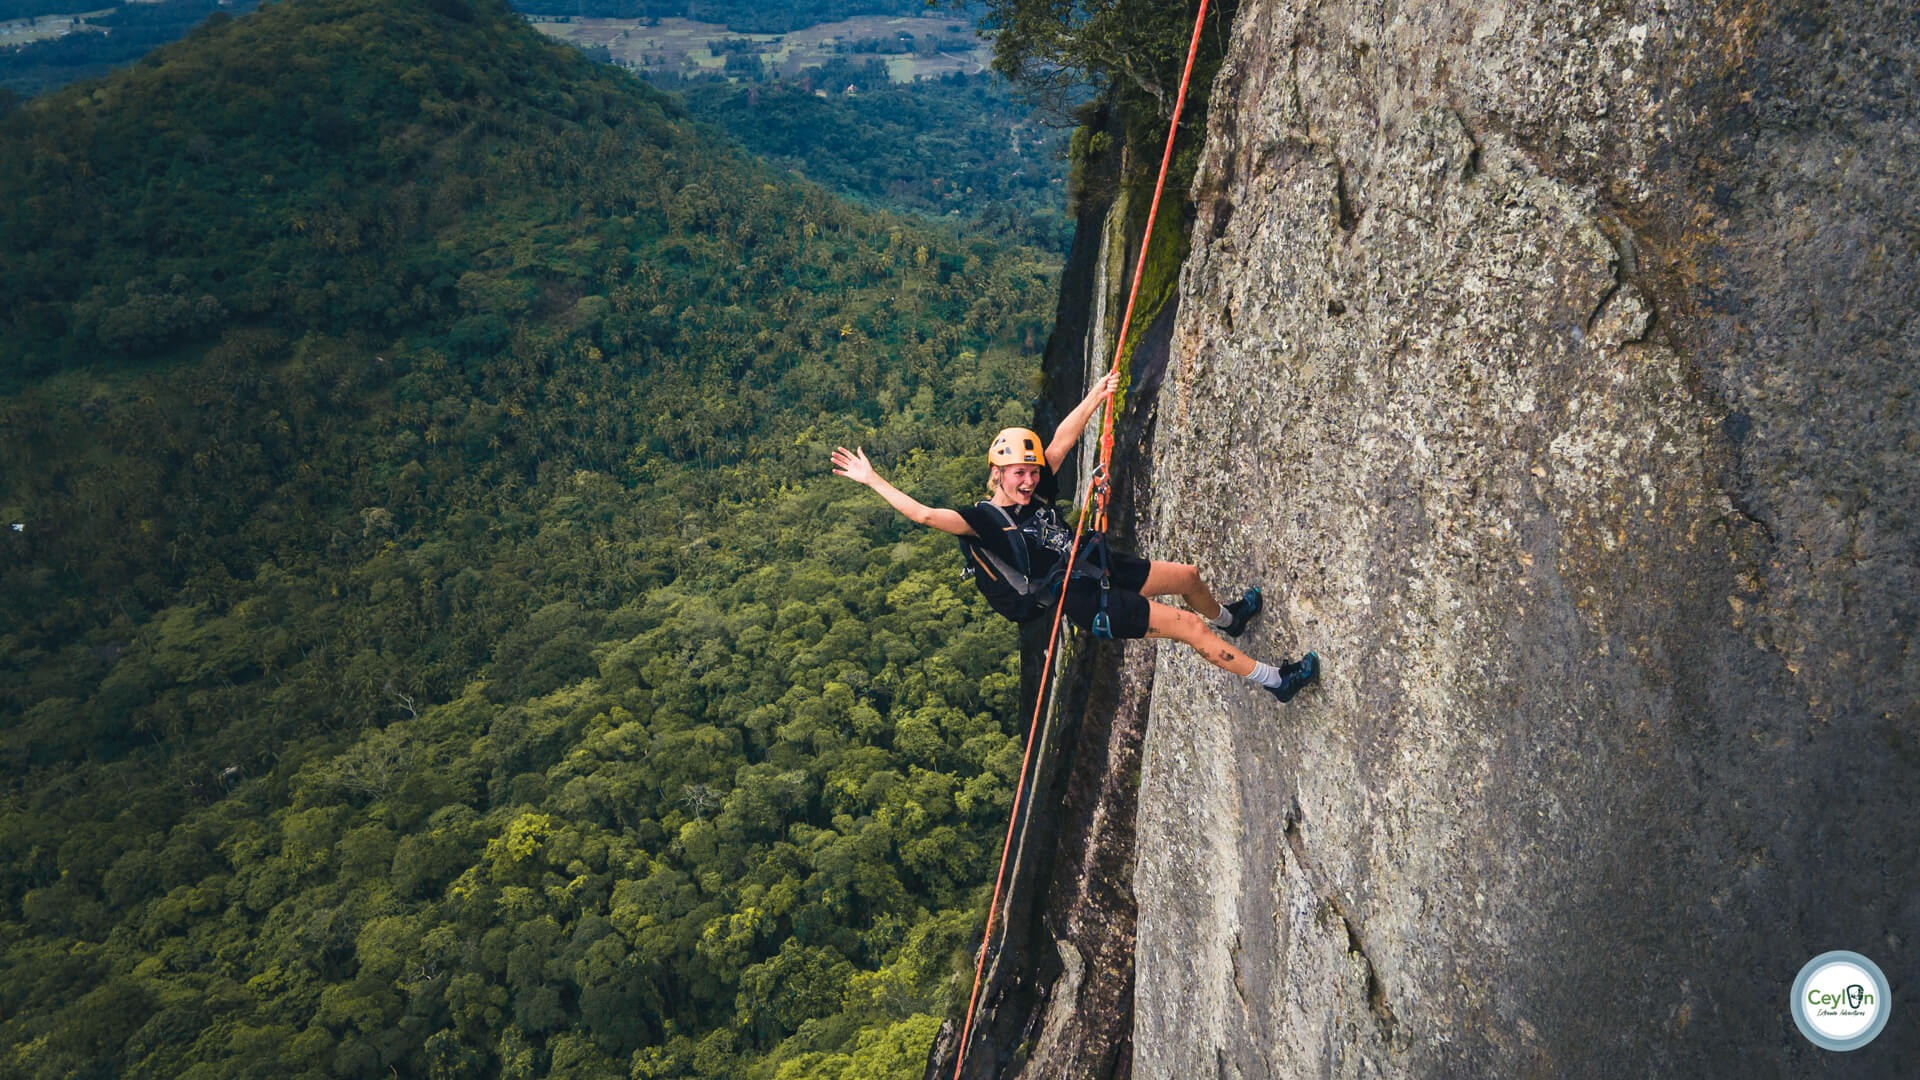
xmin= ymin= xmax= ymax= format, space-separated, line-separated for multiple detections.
xmin=950 ymin=2 xmax=1215 ymax=1075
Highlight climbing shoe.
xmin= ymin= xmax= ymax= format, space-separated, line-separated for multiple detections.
xmin=1220 ymin=587 xmax=1263 ymax=638
xmin=1266 ymin=652 xmax=1320 ymax=704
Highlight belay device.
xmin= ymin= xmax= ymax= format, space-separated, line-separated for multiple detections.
xmin=1076 ymin=528 xmax=1116 ymax=639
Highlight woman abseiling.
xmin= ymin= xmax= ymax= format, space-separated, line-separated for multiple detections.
xmin=829 ymin=371 xmax=1319 ymax=703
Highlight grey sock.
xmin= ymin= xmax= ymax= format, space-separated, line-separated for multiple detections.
xmin=1209 ymin=605 xmax=1235 ymax=628
xmin=1245 ymin=661 xmax=1284 ymax=688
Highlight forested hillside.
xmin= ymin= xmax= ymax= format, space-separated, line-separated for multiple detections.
xmin=0 ymin=0 xmax=1062 ymax=1076
xmin=3 ymin=0 xmax=1072 ymax=250
xmin=684 ymin=71 xmax=1072 ymax=252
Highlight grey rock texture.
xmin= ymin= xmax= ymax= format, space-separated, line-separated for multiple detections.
xmin=1135 ymin=0 xmax=1918 ymax=1076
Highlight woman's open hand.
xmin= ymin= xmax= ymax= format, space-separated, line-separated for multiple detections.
xmin=830 ymin=446 xmax=876 ymax=486
xmin=830 ymin=446 xmax=971 ymax=535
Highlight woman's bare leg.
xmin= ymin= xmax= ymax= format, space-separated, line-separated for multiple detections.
xmin=1145 ymin=603 xmax=1255 ymax=677
xmin=1141 ymin=560 xmax=1223 ymax=621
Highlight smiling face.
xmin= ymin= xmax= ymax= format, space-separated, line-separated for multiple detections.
xmin=994 ymin=463 xmax=1043 ymax=506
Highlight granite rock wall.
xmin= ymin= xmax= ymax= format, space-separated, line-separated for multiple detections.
xmin=1134 ymin=0 xmax=1917 ymax=1075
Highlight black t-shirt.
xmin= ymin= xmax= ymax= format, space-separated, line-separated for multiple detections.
xmin=955 ymin=465 xmax=1074 ymax=582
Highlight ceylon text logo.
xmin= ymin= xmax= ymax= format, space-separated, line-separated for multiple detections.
xmin=1790 ymin=950 xmax=1891 ymax=1051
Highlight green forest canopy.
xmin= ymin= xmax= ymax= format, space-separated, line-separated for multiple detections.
xmin=0 ymin=0 xmax=1065 ymax=1076
xmin=681 ymin=71 xmax=1073 ymax=253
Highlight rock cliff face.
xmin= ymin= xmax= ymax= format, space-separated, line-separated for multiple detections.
xmin=1135 ymin=0 xmax=1917 ymax=1075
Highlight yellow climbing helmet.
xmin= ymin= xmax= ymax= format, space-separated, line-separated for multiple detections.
xmin=988 ymin=427 xmax=1044 ymax=466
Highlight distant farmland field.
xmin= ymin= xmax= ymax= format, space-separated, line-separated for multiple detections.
xmin=0 ymin=11 xmax=110 ymax=46
xmin=529 ymin=14 xmax=992 ymax=83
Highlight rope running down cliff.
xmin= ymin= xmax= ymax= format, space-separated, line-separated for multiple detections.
xmin=950 ymin=2 xmax=1215 ymax=1074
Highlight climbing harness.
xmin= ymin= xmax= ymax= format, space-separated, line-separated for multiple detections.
xmin=960 ymin=500 xmax=1114 ymax=626
xmin=950 ymin=1 xmax=1216 ymax=1074
xmin=960 ymin=501 xmax=1068 ymax=623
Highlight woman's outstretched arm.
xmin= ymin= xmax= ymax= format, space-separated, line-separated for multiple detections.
xmin=831 ymin=446 xmax=973 ymax=537
xmin=1045 ymin=369 xmax=1121 ymax=468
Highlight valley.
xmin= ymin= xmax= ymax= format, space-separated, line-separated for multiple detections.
xmin=531 ymin=12 xmax=992 ymax=84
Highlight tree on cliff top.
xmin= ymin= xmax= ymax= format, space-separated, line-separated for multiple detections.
xmin=977 ymin=0 xmax=1238 ymax=122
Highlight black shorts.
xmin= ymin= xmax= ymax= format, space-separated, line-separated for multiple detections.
xmin=1060 ymin=549 xmax=1155 ymax=639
